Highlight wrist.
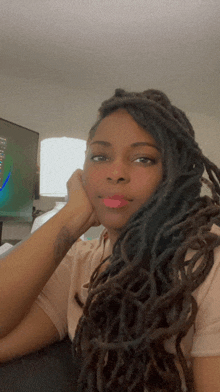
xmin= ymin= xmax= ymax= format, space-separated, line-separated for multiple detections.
xmin=58 ymin=204 xmax=92 ymax=238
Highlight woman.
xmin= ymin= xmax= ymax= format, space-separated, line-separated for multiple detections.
xmin=0 ymin=89 xmax=220 ymax=391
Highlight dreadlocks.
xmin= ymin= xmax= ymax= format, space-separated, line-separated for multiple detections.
xmin=73 ymin=89 xmax=220 ymax=391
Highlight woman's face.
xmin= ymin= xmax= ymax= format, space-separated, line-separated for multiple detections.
xmin=83 ymin=109 xmax=163 ymax=237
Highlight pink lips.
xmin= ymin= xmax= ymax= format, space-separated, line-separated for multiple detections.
xmin=102 ymin=195 xmax=130 ymax=208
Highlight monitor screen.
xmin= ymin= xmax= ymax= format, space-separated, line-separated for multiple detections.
xmin=0 ymin=118 xmax=39 ymax=222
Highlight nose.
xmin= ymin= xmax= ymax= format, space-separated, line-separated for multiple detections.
xmin=106 ymin=160 xmax=130 ymax=184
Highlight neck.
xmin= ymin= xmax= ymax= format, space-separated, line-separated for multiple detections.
xmin=106 ymin=229 xmax=122 ymax=252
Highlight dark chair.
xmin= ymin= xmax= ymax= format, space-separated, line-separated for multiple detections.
xmin=0 ymin=336 xmax=81 ymax=391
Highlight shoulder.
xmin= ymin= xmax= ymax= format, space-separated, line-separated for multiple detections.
xmin=65 ymin=228 xmax=108 ymax=279
xmin=67 ymin=229 xmax=107 ymax=261
xmin=47 ymin=229 xmax=107 ymax=288
xmin=211 ymin=223 xmax=220 ymax=237
xmin=191 ymin=224 xmax=220 ymax=357
xmin=192 ymin=224 xmax=220 ymax=306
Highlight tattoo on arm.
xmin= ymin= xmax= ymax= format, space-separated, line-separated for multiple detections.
xmin=54 ymin=226 xmax=76 ymax=265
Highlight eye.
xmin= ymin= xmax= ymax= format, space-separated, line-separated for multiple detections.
xmin=134 ymin=157 xmax=156 ymax=165
xmin=90 ymin=154 xmax=109 ymax=162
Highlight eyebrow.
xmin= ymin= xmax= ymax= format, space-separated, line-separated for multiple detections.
xmin=90 ymin=140 xmax=160 ymax=151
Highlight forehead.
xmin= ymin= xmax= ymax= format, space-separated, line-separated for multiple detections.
xmin=89 ymin=109 xmax=158 ymax=146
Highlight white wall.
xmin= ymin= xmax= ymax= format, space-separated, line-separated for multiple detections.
xmin=188 ymin=112 xmax=220 ymax=168
xmin=0 ymin=74 xmax=104 ymax=140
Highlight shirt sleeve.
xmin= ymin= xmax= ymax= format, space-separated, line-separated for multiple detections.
xmin=191 ymin=234 xmax=220 ymax=357
xmin=34 ymin=232 xmax=107 ymax=342
xmin=35 ymin=247 xmax=75 ymax=341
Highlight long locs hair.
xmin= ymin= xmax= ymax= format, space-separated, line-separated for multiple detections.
xmin=73 ymin=89 xmax=220 ymax=392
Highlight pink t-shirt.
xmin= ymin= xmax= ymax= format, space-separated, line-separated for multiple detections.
xmin=36 ymin=224 xmax=220 ymax=360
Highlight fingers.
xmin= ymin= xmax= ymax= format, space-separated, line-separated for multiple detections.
xmin=66 ymin=170 xmax=87 ymax=199
xmin=66 ymin=170 xmax=101 ymax=228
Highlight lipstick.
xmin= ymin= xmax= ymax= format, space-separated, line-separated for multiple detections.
xmin=102 ymin=195 xmax=130 ymax=208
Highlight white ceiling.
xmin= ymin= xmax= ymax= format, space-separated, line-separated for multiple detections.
xmin=0 ymin=0 xmax=220 ymax=120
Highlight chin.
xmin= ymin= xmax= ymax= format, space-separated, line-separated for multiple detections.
xmin=101 ymin=218 xmax=129 ymax=232
xmin=95 ymin=204 xmax=136 ymax=232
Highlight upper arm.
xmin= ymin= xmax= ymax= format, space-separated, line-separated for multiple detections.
xmin=192 ymin=356 xmax=220 ymax=392
xmin=0 ymin=302 xmax=60 ymax=363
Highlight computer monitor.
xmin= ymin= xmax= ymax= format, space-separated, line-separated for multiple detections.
xmin=0 ymin=118 xmax=39 ymax=222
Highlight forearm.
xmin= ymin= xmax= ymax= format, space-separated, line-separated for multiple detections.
xmin=0 ymin=204 xmax=89 ymax=338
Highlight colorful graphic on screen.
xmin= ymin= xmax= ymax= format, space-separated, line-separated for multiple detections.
xmin=0 ymin=167 xmax=12 ymax=191
xmin=0 ymin=136 xmax=8 ymax=189
xmin=0 ymin=119 xmax=39 ymax=222
xmin=0 ymin=137 xmax=13 ymax=206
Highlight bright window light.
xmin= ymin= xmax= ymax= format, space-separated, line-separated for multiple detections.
xmin=40 ymin=137 xmax=86 ymax=197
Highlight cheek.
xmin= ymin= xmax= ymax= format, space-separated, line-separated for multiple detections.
xmin=84 ymin=161 xmax=105 ymax=185
xmin=157 ymin=164 xmax=163 ymax=186
xmin=131 ymin=167 xmax=163 ymax=200
xmin=153 ymin=166 xmax=163 ymax=188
